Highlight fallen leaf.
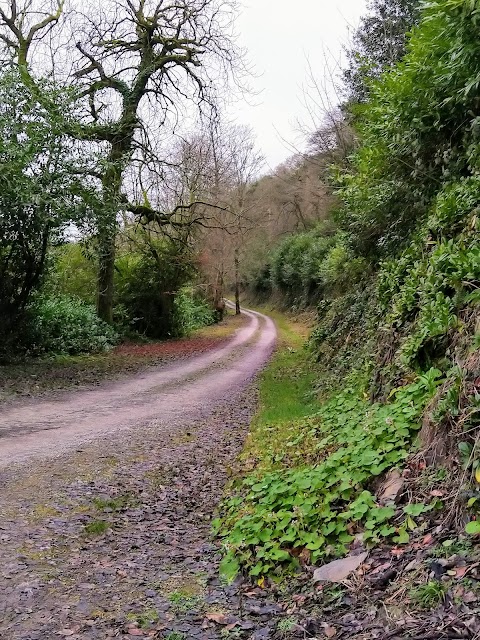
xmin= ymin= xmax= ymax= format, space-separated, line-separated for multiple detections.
xmin=58 ymin=632 xmax=75 ymax=637
xmin=463 ymin=591 xmax=478 ymax=604
xmin=292 ymin=595 xmax=306 ymax=604
xmin=324 ymin=625 xmax=337 ymax=638
xmin=128 ymin=630 xmax=144 ymax=637
xmin=225 ymin=623 xmax=240 ymax=631
xmin=455 ymin=566 xmax=468 ymax=578
xmin=430 ymin=490 xmax=444 ymax=497
xmin=422 ymin=533 xmax=434 ymax=546
xmin=378 ymin=471 xmax=404 ymax=504
xmin=370 ymin=562 xmax=391 ymax=576
xmin=206 ymin=612 xmax=228 ymax=625
xmin=299 ymin=547 xmax=312 ymax=565
xmin=313 ymin=552 xmax=368 ymax=583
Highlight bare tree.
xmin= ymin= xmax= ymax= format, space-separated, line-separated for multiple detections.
xmin=225 ymin=125 xmax=264 ymax=313
xmin=0 ymin=0 xmax=246 ymax=322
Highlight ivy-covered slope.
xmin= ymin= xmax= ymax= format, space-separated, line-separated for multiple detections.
xmin=217 ymin=0 xmax=480 ymax=583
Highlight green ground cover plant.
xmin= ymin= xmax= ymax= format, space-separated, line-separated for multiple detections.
xmin=215 ymin=315 xmax=443 ymax=579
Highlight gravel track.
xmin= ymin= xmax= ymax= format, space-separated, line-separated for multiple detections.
xmin=0 ymin=308 xmax=282 ymax=640
xmin=0 ymin=308 xmax=276 ymax=468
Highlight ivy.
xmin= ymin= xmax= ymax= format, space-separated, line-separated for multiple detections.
xmin=214 ymin=372 xmax=442 ymax=578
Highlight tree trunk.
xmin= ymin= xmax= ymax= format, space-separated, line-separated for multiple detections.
xmin=97 ymin=227 xmax=116 ymax=324
xmin=234 ymin=247 xmax=241 ymax=315
xmin=213 ymin=268 xmax=225 ymax=321
xmin=97 ymin=142 xmax=127 ymax=324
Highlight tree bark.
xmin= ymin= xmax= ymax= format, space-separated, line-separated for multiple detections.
xmin=96 ymin=228 xmax=116 ymax=324
xmin=213 ymin=267 xmax=225 ymax=321
xmin=234 ymin=247 xmax=241 ymax=315
xmin=96 ymin=141 xmax=128 ymax=323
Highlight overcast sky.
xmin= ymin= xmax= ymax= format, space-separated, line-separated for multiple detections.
xmin=230 ymin=0 xmax=368 ymax=171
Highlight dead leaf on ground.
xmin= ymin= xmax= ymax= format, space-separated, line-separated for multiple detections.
xmin=422 ymin=533 xmax=434 ymax=546
xmin=454 ymin=566 xmax=469 ymax=578
xmin=205 ymin=612 xmax=228 ymax=625
xmin=313 ymin=552 xmax=368 ymax=583
xmin=463 ymin=591 xmax=478 ymax=604
xmin=370 ymin=561 xmax=391 ymax=575
xmin=378 ymin=470 xmax=404 ymax=504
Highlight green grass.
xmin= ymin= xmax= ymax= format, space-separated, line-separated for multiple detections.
xmin=410 ymin=581 xmax=447 ymax=610
xmin=167 ymin=590 xmax=204 ymax=613
xmin=126 ymin=608 xmax=159 ymax=628
xmin=237 ymin=309 xmax=321 ymax=476
xmin=251 ymin=308 xmax=319 ymax=427
xmin=84 ymin=520 xmax=109 ymax=536
xmin=92 ymin=493 xmax=136 ymax=512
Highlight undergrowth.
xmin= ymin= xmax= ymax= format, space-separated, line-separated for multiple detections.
xmin=214 ymin=315 xmax=443 ymax=579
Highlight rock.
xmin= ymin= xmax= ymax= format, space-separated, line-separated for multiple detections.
xmin=371 ymin=568 xmax=397 ymax=587
xmin=313 ymin=552 xmax=368 ymax=583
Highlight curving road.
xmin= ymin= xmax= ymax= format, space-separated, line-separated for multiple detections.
xmin=0 ymin=307 xmax=276 ymax=469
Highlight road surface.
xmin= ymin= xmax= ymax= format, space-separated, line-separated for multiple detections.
xmin=0 ymin=307 xmax=279 ymax=640
xmin=0 ymin=307 xmax=276 ymax=469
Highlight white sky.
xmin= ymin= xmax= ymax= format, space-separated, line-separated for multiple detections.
xmin=230 ymin=0 xmax=368 ymax=171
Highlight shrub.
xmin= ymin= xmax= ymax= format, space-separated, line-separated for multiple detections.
xmin=318 ymin=235 xmax=368 ymax=292
xmin=48 ymin=243 xmax=97 ymax=305
xmin=26 ymin=294 xmax=117 ymax=355
xmin=173 ymin=288 xmax=215 ymax=336
xmin=0 ymin=71 xmax=86 ymax=352
xmin=115 ymin=240 xmax=195 ymax=339
xmin=270 ymin=228 xmax=336 ymax=305
xmin=377 ymin=181 xmax=480 ymax=371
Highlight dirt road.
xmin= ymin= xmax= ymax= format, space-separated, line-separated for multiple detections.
xmin=0 ymin=308 xmax=282 ymax=640
xmin=0 ymin=308 xmax=276 ymax=468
